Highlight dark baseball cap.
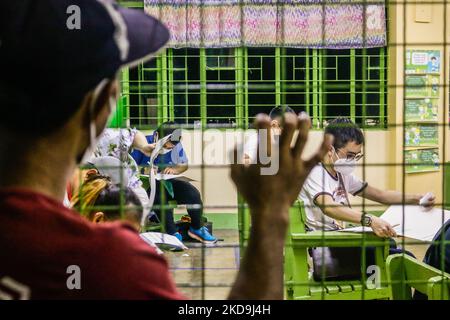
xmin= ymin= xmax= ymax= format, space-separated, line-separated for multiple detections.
xmin=0 ymin=0 xmax=170 ymax=133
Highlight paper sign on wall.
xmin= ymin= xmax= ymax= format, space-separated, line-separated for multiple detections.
xmin=405 ymin=50 xmax=441 ymax=74
xmin=405 ymin=99 xmax=438 ymax=122
xmin=405 ymin=124 xmax=439 ymax=147
xmin=405 ymin=75 xmax=440 ymax=98
xmin=405 ymin=148 xmax=440 ymax=173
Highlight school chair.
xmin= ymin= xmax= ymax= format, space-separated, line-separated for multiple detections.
xmin=284 ymin=201 xmax=393 ymax=300
xmin=386 ymin=254 xmax=450 ymax=300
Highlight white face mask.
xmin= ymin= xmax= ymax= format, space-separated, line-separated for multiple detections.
xmin=79 ymin=81 xmax=117 ymax=164
xmin=333 ymin=149 xmax=356 ymax=176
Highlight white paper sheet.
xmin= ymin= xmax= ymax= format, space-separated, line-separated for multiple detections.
xmin=379 ymin=205 xmax=450 ymax=241
xmin=155 ymin=173 xmax=195 ymax=182
xmin=339 ymin=224 xmax=407 ymax=234
xmin=141 ymin=173 xmax=195 ymax=182
xmin=140 ymin=232 xmax=188 ymax=251
xmin=339 ymin=205 xmax=450 ymax=241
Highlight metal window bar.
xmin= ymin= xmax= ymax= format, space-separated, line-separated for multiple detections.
xmin=119 ymin=47 xmax=388 ymax=130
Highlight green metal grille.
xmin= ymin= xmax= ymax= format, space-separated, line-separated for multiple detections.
xmin=118 ymin=47 xmax=387 ymax=130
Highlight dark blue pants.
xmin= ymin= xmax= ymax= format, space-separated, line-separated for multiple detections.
xmin=150 ymin=178 xmax=203 ymax=234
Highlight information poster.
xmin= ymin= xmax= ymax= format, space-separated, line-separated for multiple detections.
xmin=405 ymin=99 xmax=438 ymax=122
xmin=405 ymin=75 xmax=440 ymax=98
xmin=405 ymin=124 xmax=439 ymax=146
xmin=405 ymin=50 xmax=440 ymax=74
xmin=404 ymin=49 xmax=440 ymax=174
xmin=405 ymin=148 xmax=440 ymax=173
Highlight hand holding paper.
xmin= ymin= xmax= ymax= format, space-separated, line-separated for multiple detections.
xmin=419 ymin=192 xmax=435 ymax=209
xmin=340 ymin=205 xmax=450 ymax=241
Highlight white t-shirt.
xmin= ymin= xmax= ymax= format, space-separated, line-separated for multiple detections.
xmin=298 ymin=164 xmax=368 ymax=231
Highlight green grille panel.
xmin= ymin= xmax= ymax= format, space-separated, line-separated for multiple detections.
xmin=118 ymin=47 xmax=387 ymax=130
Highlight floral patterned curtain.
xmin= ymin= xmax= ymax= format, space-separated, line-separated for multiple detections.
xmin=144 ymin=0 xmax=386 ymax=49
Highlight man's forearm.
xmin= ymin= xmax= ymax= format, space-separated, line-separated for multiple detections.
xmin=362 ymin=186 xmax=421 ymax=205
xmin=228 ymin=205 xmax=289 ymax=300
xmin=377 ymin=191 xmax=421 ymax=205
xmin=323 ymin=205 xmax=363 ymax=225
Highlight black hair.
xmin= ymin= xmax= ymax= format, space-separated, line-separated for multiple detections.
xmin=94 ymin=186 xmax=143 ymax=225
xmin=156 ymin=121 xmax=182 ymax=144
xmin=325 ymin=117 xmax=365 ymax=150
xmin=269 ymin=105 xmax=295 ymax=120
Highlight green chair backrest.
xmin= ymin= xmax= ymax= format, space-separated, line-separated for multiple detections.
xmin=387 ymin=254 xmax=450 ymax=300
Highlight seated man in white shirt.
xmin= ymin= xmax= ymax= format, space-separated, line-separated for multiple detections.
xmin=299 ymin=117 xmax=435 ymax=238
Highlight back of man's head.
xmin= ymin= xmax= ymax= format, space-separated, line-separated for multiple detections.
xmin=0 ymin=0 xmax=169 ymax=137
xmin=325 ymin=117 xmax=364 ymax=149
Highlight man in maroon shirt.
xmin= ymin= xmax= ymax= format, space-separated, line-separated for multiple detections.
xmin=0 ymin=0 xmax=329 ymax=300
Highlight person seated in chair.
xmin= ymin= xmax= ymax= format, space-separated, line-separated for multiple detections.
xmin=299 ymin=117 xmax=435 ymax=273
xmin=131 ymin=121 xmax=217 ymax=244
xmin=299 ymin=117 xmax=435 ymax=236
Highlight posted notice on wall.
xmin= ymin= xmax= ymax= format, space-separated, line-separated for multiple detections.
xmin=404 ymin=98 xmax=438 ymax=122
xmin=404 ymin=148 xmax=440 ymax=174
xmin=405 ymin=124 xmax=439 ymax=147
xmin=405 ymin=74 xmax=440 ymax=98
xmin=405 ymin=50 xmax=440 ymax=74
xmin=404 ymin=49 xmax=441 ymax=174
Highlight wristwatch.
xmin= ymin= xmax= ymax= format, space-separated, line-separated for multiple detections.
xmin=361 ymin=213 xmax=373 ymax=227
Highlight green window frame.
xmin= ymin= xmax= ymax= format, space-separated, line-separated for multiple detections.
xmin=117 ymin=47 xmax=387 ymax=130
xmin=115 ymin=1 xmax=387 ymax=130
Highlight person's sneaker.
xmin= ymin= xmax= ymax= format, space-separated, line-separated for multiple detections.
xmin=188 ymin=226 xmax=217 ymax=244
xmin=172 ymin=232 xmax=183 ymax=242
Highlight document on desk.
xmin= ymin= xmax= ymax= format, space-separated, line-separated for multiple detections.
xmin=155 ymin=173 xmax=195 ymax=182
xmin=140 ymin=232 xmax=188 ymax=251
xmin=339 ymin=205 xmax=450 ymax=241
xmin=141 ymin=173 xmax=196 ymax=182
xmin=339 ymin=224 xmax=405 ymax=234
